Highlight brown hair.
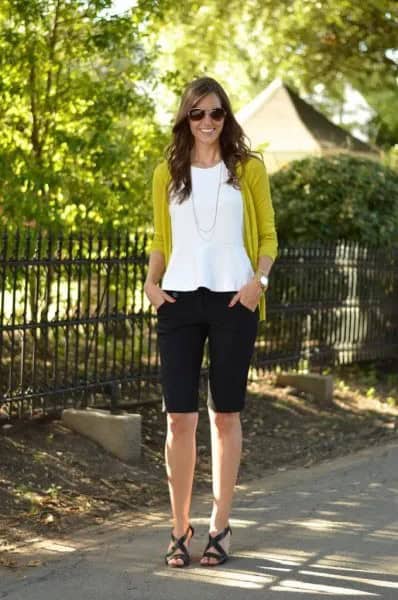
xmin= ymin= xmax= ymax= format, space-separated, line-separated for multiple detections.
xmin=165 ymin=76 xmax=257 ymax=203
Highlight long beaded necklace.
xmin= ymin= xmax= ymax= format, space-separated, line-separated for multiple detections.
xmin=191 ymin=161 xmax=223 ymax=241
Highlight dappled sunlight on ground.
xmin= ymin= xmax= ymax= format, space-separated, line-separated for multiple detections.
xmin=2 ymin=444 xmax=398 ymax=599
xmin=154 ymin=544 xmax=398 ymax=595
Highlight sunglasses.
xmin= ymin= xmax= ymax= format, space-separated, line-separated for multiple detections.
xmin=187 ymin=107 xmax=226 ymax=122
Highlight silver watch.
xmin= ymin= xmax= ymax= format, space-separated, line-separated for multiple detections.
xmin=259 ymin=274 xmax=269 ymax=290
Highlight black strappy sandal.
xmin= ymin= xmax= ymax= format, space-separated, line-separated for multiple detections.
xmin=200 ymin=525 xmax=232 ymax=567
xmin=165 ymin=524 xmax=195 ymax=568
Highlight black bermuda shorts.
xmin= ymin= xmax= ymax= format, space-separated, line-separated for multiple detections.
xmin=156 ymin=286 xmax=259 ymax=413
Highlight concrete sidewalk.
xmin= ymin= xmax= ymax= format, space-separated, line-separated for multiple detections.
xmin=1 ymin=442 xmax=398 ymax=599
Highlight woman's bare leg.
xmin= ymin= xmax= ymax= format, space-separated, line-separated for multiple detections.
xmin=200 ymin=409 xmax=241 ymax=565
xmin=165 ymin=411 xmax=198 ymax=566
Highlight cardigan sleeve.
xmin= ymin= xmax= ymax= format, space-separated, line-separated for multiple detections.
xmin=149 ymin=162 xmax=167 ymax=255
xmin=248 ymin=158 xmax=278 ymax=261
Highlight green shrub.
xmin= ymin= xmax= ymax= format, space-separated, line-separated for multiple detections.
xmin=270 ymin=154 xmax=398 ymax=245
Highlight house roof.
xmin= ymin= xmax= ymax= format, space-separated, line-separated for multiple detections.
xmin=236 ymin=78 xmax=379 ymax=156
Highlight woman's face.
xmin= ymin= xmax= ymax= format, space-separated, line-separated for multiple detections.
xmin=188 ymin=92 xmax=225 ymax=146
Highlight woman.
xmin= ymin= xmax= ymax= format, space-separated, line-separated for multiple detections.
xmin=144 ymin=76 xmax=277 ymax=568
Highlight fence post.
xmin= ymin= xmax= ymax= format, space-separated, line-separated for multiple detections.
xmin=109 ymin=382 xmax=123 ymax=415
xmin=304 ymin=311 xmax=312 ymax=371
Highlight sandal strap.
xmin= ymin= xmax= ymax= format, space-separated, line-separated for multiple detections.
xmin=202 ymin=551 xmax=225 ymax=561
xmin=166 ymin=524 xmax=194 ymax=564
xmin=203 ymin=525 xmax=231 ymax=559
xmin=166 ymin=545 xmax=189 ymax=559
xmin=169 ymin=524 xmax=194 ymax=546
xmin=212 ymin=525 xmax=232 ymax=543
xmin=203 ymin=539 xmax=227 ymax=559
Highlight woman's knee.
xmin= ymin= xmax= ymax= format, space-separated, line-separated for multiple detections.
xmin=211 ymin=411 xmax=241 ymax=434
xmin=167 ymin=412 xmax=198 ymax=437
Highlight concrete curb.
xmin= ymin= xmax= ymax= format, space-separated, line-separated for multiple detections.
xmin=61 ymin=408 xmax=141 ymax=463
xmin=275 ymin=372 xmax=333 ymax=404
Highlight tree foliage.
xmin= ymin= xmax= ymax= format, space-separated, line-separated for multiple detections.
xmin=0 ymin=0 xmax=167 ymax=233
xmin=151 ymin=0 xmax=398 ymax=147
xmin=270 ymin=154 xmax=398 ymax=245
xmin=1 ymin=0 xmax=397 ymax=235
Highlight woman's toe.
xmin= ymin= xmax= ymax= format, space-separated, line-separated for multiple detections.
xmin=169 ymin=557 xmax=182 ymax=567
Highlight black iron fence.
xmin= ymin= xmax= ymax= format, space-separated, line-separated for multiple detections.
xmin=0 ymin=230 xmax=397 ymax=418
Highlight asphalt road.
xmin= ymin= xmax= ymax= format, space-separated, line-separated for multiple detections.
xmin=1 ymin=441 xmax=398 ymax=599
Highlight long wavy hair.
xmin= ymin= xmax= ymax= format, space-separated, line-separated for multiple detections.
xmin=166 ymin=77 xmax=257 ymax=203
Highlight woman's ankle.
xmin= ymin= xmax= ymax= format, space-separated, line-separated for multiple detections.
xmin=172 ymin=521 xmax=191 ymax=538
xmin=209 ymin=520 xmax=230 ymax=536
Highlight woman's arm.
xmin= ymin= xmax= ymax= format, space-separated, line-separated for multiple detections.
xmin=144 ymin=163 xmax=175 ymax=309
xmin=144 ymin=250 xmax=175 ymax=310
xmin=256 ymin=255 xmax=274 ymax=278
xmin=252 ymin=160 xmax=278 ymax=261
xmin=145 ymin=249 xmax=166 ymax=286
xmin=229 ymin=159 xmax=277 ymax=310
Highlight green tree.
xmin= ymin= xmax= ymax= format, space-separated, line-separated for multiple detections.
xmin=270 ymin=155 xmax=398 ymax=245
xmin=149 ymin=0 xmax=398 ymax=147
xmin=0 ymin=0 xmax=167 ymax=233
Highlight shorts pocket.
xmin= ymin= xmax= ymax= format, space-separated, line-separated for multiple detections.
xmin=156 ymin=298 xmax=179 ymax=313
xmin=238 ymin=299 xmax=257 ymax=313
xmin=156 ymin=300 xmax=167 ymax=313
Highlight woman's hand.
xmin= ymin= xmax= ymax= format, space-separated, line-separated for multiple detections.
xmin=228 ymin=278 xmax=263 ymax=312
xmin=144 ymin=281 xmax=176 ymax=310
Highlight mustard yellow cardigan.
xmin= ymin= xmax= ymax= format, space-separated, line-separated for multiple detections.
xmin=149 ymin=156 xmax=278 ymax=321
